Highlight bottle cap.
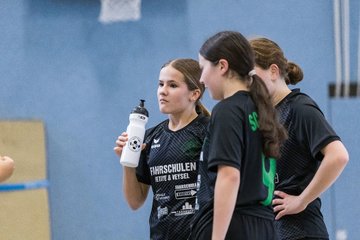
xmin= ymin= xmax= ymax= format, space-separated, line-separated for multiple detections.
xmin=131 ymin=99 xmax=149 ymax=117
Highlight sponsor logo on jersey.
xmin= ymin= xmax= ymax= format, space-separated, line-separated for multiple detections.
xmin=155 ymin=193 xmax=170 ymax=201
xmin=171 ymin=202 xmax=195 ymax=216
xmin=175 ymin=189 xmax=197 ymax=199
xmin=174 ymin=183 xmax=197 ymax=200
xmin=151 ymin=138 xmax=161 ymax=149
xmin=157 ymin=206 xmax=168 ymax=219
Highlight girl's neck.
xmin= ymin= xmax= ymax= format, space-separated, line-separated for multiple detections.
xmin=272 ymin=84 xmax=291 ymax=106
xmin=223 ymin=78 xmax=249 ymax=99
xmin=168 ymin=109 xmax=198 ymax=131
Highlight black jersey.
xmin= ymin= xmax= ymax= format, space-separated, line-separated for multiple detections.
xmin=136 ymin=114 xmax=208 ymax=240
xmin=192 ymin=91 xmax=276 ymax=239
xmin=275 ymin=89 xmax=340 ymax=239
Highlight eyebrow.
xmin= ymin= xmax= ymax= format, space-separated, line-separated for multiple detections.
xmin=159 ymin=79 xmax=182 ymax=84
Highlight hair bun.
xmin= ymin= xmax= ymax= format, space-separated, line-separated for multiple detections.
xmin=286 ymin=61 xmax=304 ymax=85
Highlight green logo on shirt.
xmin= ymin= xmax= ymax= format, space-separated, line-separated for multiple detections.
xmin=260 ymin=154 xmax=276 ymax=206
xmin=182 ymin=139 xmax=202 ymax=158
xmin=249 ymin=111 xmax=259 ymax=131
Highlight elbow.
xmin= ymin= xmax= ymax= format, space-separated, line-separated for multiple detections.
xmin=124 ymin=194 xmax=146 ymax=210
xmin=124 ymin=195 xmax=145 ymax=210
xmin=325 ymin=141 xmax=349 ymax=168
xmin=337 ymin=142 xmax=350 ymax=167
xmin=330 ymin=149 xmax=349 ymax=173
xmin=128 ymin=201 xmax=143 ymax=210
xmin=338 ymin=150 xmax=349 ymax=167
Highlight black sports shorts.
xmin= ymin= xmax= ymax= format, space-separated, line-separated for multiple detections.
xmin=191 ymin=214 xmax=277 ymax=240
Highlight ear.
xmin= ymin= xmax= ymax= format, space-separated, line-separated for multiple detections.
xmin=218 ymin=59 xmax=229 ymax=75
xmin=190 ymin=89 xmax=201 ymax=102
xmin=270 ymin=64 xmax=280 ymax=80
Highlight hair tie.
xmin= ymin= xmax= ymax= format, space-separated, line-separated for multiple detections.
xmin=248 ymin=69 xmax=256 ymax=77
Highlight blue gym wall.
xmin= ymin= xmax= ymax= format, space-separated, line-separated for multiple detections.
xmin=0 ymin=0 xmax=359 ymax=239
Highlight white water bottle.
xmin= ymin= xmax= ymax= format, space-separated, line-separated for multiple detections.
xmin=120 ymin=99 xmax=149 ymax=167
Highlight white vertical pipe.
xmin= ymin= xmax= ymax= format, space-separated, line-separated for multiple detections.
xmin=358 ymin=4 xmax=360 ymax=96
xmin=331 ymin=1 xmax=341 ymax=234
xmin=334 ymin=0 xmax=342 ymax=98
xmin=342 ymin=0 xmax=350 ymax=97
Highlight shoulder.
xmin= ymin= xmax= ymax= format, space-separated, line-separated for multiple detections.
xmin=212 ymin=101 xmax=237 ymax=122
xmin=288 ymin=90 xmax=324 ymax=117
xmin=210 ymin=93 xmax=251 ymax=130
xmin=213 ymin=92 xmax=250 ymax=115
xmin=187 ymin=114 xmax=209 ymax=137
xmin=145 ymin=119 xmax=168 ymax=139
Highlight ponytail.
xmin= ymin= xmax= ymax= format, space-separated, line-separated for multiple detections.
xmin=249 ymin=75 xmax=287 ymax=158
xmin=196 ymin=101 xmax=210 ymax=117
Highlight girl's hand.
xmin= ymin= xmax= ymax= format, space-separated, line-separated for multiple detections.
xmin=0 ymin=155 xmax=15 ymax=182
xmin=272 ymin=190 xmax=307 ymax=220
xmin=114 ymin=132 xmax=128 ymax=157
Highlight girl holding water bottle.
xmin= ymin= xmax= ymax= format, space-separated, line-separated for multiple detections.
xmin=114 ymin=58 xmax=210 ymax=240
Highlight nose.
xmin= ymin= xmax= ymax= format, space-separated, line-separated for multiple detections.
xmin=158 ymin=85 xmax=167 ymax=96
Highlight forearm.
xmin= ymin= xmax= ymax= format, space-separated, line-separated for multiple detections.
xmin=300 ymin=140 xmax=349 ymax=206
xmin=122 ymin=167 xmax=149 ymax=210
xmin=212 ymin=166 xmax=240 ymax=240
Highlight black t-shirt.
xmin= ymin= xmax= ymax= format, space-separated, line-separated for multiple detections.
xmin=195 ymin=91 xmax=275 ymax=228
xmin=275 ymin=89 xmax=340 ymax=239
xmin=136 ymin=114 xmax=209 ymax=240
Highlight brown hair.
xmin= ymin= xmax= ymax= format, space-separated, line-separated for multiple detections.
xmin=200 ymin=31 xmax=286 ymax=158
xmin=250 ymin=37 xmax=303 ymax=85
xmin=162 ymin=59 xmax=210 ymax=117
